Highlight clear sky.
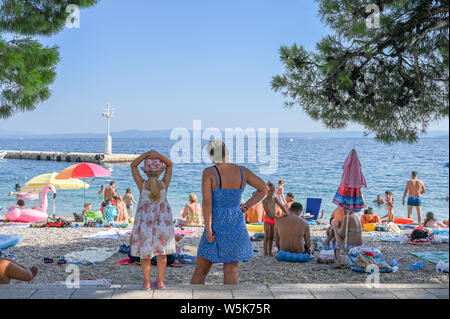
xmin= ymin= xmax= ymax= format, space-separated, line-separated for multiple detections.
xmin=1 ymin=0 xmax=448 ymax=134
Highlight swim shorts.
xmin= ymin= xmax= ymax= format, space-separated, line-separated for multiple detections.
xmin=407 ymin=197 xmax=422 ymax=207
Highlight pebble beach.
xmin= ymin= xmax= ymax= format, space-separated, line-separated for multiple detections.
xmin=1 ymin=217 xmax=448 ymax=286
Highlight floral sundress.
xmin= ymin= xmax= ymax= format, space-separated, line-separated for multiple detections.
xmin=130 ymin=180 xmax=176 ymax=259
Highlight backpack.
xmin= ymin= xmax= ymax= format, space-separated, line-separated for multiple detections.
xmin=411 ymin=229 xmax=430 ymax=240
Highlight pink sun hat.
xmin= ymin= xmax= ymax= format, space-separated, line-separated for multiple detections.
xmin=141 ymin=159 xmax=166 ymax=172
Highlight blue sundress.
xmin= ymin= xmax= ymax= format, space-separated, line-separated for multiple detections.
xmin=197 ymin=165 xmax=254 ymax=263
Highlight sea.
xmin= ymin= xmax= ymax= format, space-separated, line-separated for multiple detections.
xmin=0 ymin=136 xmax=449 ymax=221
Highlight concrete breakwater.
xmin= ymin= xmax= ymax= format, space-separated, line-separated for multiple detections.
xmin=2 ymin=150 xmax=139 ymax=164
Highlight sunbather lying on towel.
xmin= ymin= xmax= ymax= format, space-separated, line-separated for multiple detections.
xmin=0 ymin=259 xmax=38 ymax=284
xmin=361 ymin=207 xmax=381 ymax=225
xmin=423 ymin=212 xmax=448 ymax=228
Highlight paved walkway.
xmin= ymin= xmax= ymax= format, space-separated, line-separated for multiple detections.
xmin=0 ymin=283 xmax=448 ymax=299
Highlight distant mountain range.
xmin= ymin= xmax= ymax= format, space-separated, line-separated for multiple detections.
xmin=0 ymin=129 xmax=448 ymax=139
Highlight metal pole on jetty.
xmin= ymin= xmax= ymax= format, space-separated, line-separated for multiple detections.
xmin=102 ymin=103 xmax=115 ymax=155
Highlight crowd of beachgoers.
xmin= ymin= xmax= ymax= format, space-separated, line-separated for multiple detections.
xmin=0 ymin=144 xmax=448 ymax=289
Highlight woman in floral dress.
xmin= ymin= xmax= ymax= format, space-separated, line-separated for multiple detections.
xmin=130 ymin=150 xmax=175 ymax=290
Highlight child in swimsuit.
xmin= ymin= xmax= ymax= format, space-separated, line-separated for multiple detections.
xmin=275 ymin=180 xmax=286 ymax=215
xmin=385 ymin=191 xmax=395 ymax=204
xmin=381 ymin=202 xmax=394 ymax=223
xmin=262 ymin=181 xmax=288 ymax=257
xmin=373 ymin=195 xmax=385 ymax=205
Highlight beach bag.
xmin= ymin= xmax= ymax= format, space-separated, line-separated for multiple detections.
xmin=73 ymin=213 xmax=83 ymax=222
xmin=411 ymin=229 xmax=430 ymax=240
xmin=317 ymin=250 xmax=334 ymax=264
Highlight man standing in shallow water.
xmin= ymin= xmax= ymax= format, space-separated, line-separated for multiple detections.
xmin=104 ymin=181 xmax=117 ymax=202
xmin=402 ymin=171 xmax=426 ymax=224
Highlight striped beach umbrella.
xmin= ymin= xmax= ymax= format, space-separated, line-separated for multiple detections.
xmin=55 ymin=163 xmax=111 ymax=204
xmin=21 ymin=172 xmax=90 ymax=192
xmin=332 ymin=149 xmax=367 ymax=248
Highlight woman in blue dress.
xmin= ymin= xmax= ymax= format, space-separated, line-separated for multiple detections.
xmin=191 ymin=140 xmax=268 ymax=285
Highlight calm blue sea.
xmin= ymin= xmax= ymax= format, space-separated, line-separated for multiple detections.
xmin=0 ymin=137 xmax=448 ymax=221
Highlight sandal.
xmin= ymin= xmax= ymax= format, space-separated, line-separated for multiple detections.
xmin=151 ymin=280 xmax=166 ymax=289
xmin=142 ymin=283 xmax=151 ymax=291
xmin=44 ymin=257 xmax=54 ymax=264
xmin=57 ymin=259 xmax=67 ymax=265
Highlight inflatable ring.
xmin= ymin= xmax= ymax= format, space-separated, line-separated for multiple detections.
xmin=65 ymin=156 xmax=71 ymax=162
xmin=76 ymin=157 xmax=81 ymax=162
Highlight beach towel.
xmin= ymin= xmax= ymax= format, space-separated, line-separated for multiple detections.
xmin=432 ymin=229 xmax=449 ymax=235
xmin=398 ymin=225 xmax=416 ymax=230
xmin=409 ymin=251 xmax=449 ymax=264
xmin=0 ymin=223 xmax=31 ymax=228
xmin=63 ymin=247 xmax=117 ymax=265
xmin=115 ymin=257 xmax=140 ymax=266
xmin=371 ymin=233 xmax=407 ymax=243
xmin=82 ymin=229 xmax=128 ymax=240
xmin=174 ymin=229 xmax=197 ymax=236
xmin=349 ymin=246 xmax=382 ymax=258
xmin=348 ymin=255 xmax=392 ymax=273
xmin=408 ymin=233 xmax=435 ymax=244
xmin=0 ymin=249 xmax=19 ymax=262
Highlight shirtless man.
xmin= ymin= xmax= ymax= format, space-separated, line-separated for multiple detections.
xmin=324 ymin=210 xmax=362 ymax=248
xmin=262 ymin=181 xmax=288 ymax=257
xmin=274 ymin=202 xmax=311 ymax=254
xmin=104 ymin=181 xmax=116 ymax=202
xmin=245 ymin=192 xmax=264 ymax=224
xmin=402 ymin=171 xmax=426 ymax=224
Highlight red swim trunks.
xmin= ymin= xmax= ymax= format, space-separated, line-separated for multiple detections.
xmin=263 ymin=215 xmax=276 ymax=226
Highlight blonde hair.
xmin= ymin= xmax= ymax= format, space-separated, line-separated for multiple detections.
xmin=147 ymin=172 xmax=163 ymax=202
xmin=206 ymin=140 xmax=228 ymax=163
xmin=189 ymin=193 xmax=198 ymax=203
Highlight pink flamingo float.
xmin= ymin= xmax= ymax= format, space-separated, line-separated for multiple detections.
xmin=6 ymin=184 xmax=56 ymax=223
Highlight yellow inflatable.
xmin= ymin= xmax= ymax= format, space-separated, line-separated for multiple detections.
xmin=246 ymin=224 xmax=264 ymax=232
xmin=363 ymin=223 xmax=376 ymax=232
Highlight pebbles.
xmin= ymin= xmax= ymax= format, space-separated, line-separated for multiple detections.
xmin=0 ymin=220 xmax=448 ymax=285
